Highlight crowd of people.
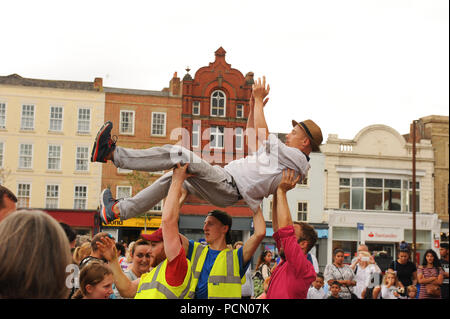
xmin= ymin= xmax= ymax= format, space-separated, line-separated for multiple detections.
xmin=0 ymin=75 xmax=448 ymax=300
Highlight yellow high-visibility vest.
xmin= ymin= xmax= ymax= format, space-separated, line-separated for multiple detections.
xmin=188 ymin=242 xmax=245 ymax=299
xmin=134 ymin=258 xmax=194 ymax=299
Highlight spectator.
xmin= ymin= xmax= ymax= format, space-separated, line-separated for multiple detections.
xmin=373 ymin=270 xmax=403 ymax=299
xmin=73 ymin=242 xmax=92 ymax=265
xmin=0 ymin=210 xmax=72 ymax=298
xmin=115 ymin=241 xmax=128 ymax=271
xmin=324 ymin=248 xmax=356 ymax=299
xmin=72 ymin=261 xmax=114 ymax=299
xmin=265 ymin=169 xmax=317 ymax=299
xmin=307 ymin=273 xmax=327 ymax=299
xmin=350 ymin=244 xmax=370 ymax=269
xmin=388 ymin=249 xmax=417 ymax=289
xmin=79 ymin=232 xmax=111 ymax=269
xmin=352 ymin=251 xmax=381 ymax=299
xmin=60 ymin=222 xmax=77 ymax=251
xmin=253 ymin=250 xmax=273 ymax=298
xmin=125 ymin=241 xmax=136 ymax=268
xmin=439 ymin=243 xmax=449 ymax=299
xmin=0 ymin=185 xmax=17 ymax=222
xmin=256 ymin=277 xmax=271 ymax=299
xmin=234 ymin=241 xmax=254 ymax=299
xmin=406 ymin=285 xmax=418 ymax=299
xmin=327 ymin=281 xmax=342 ymax=299
xmin=417 ymin=249 xmax=444 ymax=299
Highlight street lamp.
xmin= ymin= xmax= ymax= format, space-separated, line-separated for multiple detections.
xmin=412 ymin=120 xmax=418 ymax=264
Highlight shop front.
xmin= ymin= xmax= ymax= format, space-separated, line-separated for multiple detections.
xmin=45 ymin=209 xmax=99 ymax=236
xmin=101 ymin=215 xmax=161 ymax=243
xmin=327 ymin=210 xmax=441 ymax=267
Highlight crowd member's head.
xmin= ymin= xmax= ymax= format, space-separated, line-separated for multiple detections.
xmin=256 ymin=250 xmax=273 ymax=269
xmin=115 ymin=242 xmax=126 ymax=257
xmin=357 ymin=244 xmax=369 ymax=253
xmin=383 ymin=270 xmax=400 ymax=287
xmin=72 ymin=261 xmax=114 ymax=299
xmin=60 ymin=222 xmax=77 ymax=249
xmin=293 ymin=222 xmax=317 ymax=254
xmin=333 ymin=248 xmax=345 ymax=266
xmin=440 ymin=243 xmax=449 ymax=260
xmin=312 ymin=273 xmax=325 ymax=290
xmin=358 ymin=251 xmax=371 ymax=267
xmin=329 ymin=281 xmax=341 ymax=298
xmin=422 ymin=249 xmax=441 ymax=268
xmin=73 ymin=242 xmax=92 ymax=265
xmin=407 ymin=285 xmax=417 ymax=299
xmin=204 ymin=210 xmax=233 ymax=245
xmin=233 ymin=241 xmax=244 ymax=250
xmin=0 ymin=210 xmax=72 ymax=298
xmin=129 ymin=238 xmax=151 ymax=276
xmin=398 ymin=248 xmax=411 ymax=264
xmin=89 ymin=232 xmax=113 ymax=259
xmin=141 ymin=228 xmax=165 ymax=268
xmin=0 ymin=185 xmax=17 ymax=222
xmin=126 ymin=241 xmax=136 ymax=263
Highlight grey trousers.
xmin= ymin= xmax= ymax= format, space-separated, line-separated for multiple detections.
xmin=113 ymin=144 xmax=241 ymax=220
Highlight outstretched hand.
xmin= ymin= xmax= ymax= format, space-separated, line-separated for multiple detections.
xmin=172 ymin=163 xmax=194 ymax=182
xmin=252 ymin=76 xmax=270 ymax=103
xmin=277 ymin=169 xmax=301 ymax=193
xmin=97 ymin=236 xmax=118 ymax=262
xmin=249 ymin=92 xmax=269 ymax=110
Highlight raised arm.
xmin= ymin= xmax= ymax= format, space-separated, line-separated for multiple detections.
xmin=161 ymin=163 xmax=193 ymax=262
xmin=242 ymin=207 xmax=266 ymax=266
xmin=276 ymin=169 xmax=301 ymax=229
xmin=246 ymin=91 xmax=269 ymax=154
xmin=252 ymin=76 xmax=270 ymax=150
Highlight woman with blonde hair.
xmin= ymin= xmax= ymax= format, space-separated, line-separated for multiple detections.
xmin=352 ymin=251 xmax=381 ymax=299
xmin=73 ymin=242 xmax=92 ymax=265
xmin=373 ymin=270 xmax=403 ymax=299
xmin=72 ymin=261 xmax=114 ymax=299
xmin=0 ymin=210 xmax=72 ymax=298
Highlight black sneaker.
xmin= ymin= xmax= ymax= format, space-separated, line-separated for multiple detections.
xmin=91 ymin=121 xmax=117 ymax=163
xmin=99 ymin=188 xmax=119 ymax=224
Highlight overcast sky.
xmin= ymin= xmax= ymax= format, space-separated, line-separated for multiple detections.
xmin=1 ymin=0 xmax=448 ymax=140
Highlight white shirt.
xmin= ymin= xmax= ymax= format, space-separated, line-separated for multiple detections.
xmin=354 ymin=264 xmax=379 ymax=299
xmin=224 ymin=134 xmax=310 ymax=212
xmin=307 ymin=286 xmax=327 ymax=299
xmin=379 ymin=285 xmax=400 ymax=299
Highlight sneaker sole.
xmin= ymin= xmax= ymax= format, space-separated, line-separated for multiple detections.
xmin=91 ymin=122 xmax=112 ymax=162
xmin=100 ymin=188 xmax=112 ymax=224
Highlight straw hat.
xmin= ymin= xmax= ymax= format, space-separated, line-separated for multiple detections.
xmin=291 ymin=119 xmax=323 ymax=152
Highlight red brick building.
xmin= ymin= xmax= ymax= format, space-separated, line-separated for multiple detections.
xmin=179 ymin=47 xmax=255 ymax=242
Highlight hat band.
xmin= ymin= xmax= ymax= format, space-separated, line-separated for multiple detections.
xmin=299 ymin=122 xmax=315 ymax=144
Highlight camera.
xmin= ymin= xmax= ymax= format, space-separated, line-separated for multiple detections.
xmin=361 ymin=256 xmax=370 ymax=262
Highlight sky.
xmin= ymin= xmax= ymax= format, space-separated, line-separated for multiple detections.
xmin=1 ymin=0 xmax=448 ymax=140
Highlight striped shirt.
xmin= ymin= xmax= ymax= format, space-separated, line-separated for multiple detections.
xmin=418 ymin=266 xmax=444 ymax=299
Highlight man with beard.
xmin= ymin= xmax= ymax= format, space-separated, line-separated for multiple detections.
xmin=97 ymin=163 xmax=194 ymax=299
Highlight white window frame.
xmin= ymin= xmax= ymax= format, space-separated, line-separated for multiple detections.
xmin=0 ymin=102 xmax=6 ymax=129
xmin=235 ymin=127 xmax=243 ymax=151
xmin=17 ymin=183 xmax=31 ymax=208
xmin=116 ymin=185 xmax=132 ymax=199
xmin=236 ymin=104 xmax=244 ymax=118
xmin=192 ymin=101 xmax=200 ymax=115
xmin=210 ymin=126 xmax=224 ymax=149
xmin=77 ymin=108 xmax=91 ymax=133
xmin=297 ymin=201 xmax=308 ymax=222
xmin=18 ymin=143 xmax=33 ymax=169
xmin=45 ymin=184 xmax=60 ymax=209
xmin=75 ymin=146 xmax=89 ymax=172
xmin=117 ymin=167 xmax=133 ymax=174
xmin=47 ymin=144 xmax=62 ymax=171
xmin=150 ymin=200 xmax=163 ymax=212
xmin=49 ymin=106 xmax=64 ymax=132
xmin=151 ymin=112 xmax=166 ymax=137
xmin=20 ymin=104 xmax=35 ymax=130
xmin=192 ymin=122 xmax=200 ymax=148
xmin=74 ymin=185 xmax=88 ymax=210
xmin=210 ymin=90 xmax=226 ymax=117
xmin=119 ymin=110 xmax=135 ymax=135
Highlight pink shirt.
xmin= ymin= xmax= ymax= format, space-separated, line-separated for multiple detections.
xmin=266 ymin=225 xmax=316 ymax=299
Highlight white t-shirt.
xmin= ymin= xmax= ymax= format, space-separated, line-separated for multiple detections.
xmin=307 ymin=286 xmax=327 ymax=299
xmin=379 ymin=285 xmax=400 ymax=299
xmin=224 ymin=134 xmax=310 ymax=212
xmin=354 ymin=264 xmax=379 ymax=299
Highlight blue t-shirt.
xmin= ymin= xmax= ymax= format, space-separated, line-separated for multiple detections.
xmin=187 ymin=240 xmax=250 ymax=299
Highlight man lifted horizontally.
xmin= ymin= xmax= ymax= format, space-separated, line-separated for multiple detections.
xmin=91 ymin=76 xmax=323 ymax=225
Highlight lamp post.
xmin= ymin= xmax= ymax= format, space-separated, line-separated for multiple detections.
xmin=412 ymin=120 xmax=418 ymax=264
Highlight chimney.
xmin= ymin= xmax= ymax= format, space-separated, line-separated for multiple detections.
xmin=169 ymin=72 xmax=181 ymax=96
xmin=94 ymin=77 xmax=103 ymax=91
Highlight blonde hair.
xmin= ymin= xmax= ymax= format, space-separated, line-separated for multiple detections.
xmin=73 ymin=242 xmax=92 ymax=264
xmin=359 ymin=251 xmax=371 ymax=258
xmin=383 ymin=270 xmax=400 ymax=286
xmin=407 ymin=285 xmax=417 ymax=293
xmin=72 ymin=261 xmax=113 ymax=299
xmin=0 ymin=210 xmax=72 ymax=298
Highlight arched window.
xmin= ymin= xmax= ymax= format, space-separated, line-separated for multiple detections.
xmin=210 ymin=90 xmax=226 ymax=117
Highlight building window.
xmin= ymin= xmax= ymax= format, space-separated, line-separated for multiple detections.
xmin=17 ymin=183 xmax=31 ymax=208
xmin=117 ymin=167 xmax=133 ymax=174
xmin=0 ymin=142 xmax=3 ymax=167
xmin=74 ymin=185 xmax=88 ymax=209
xmin=151 ymin=112 xmax=166 ymax=136
xmin=339 ymin=177 xmax=420 ymax=212
xmin=0 ymin=103 xmax=6 ymax=128
xmin=235 ymin=127 xmax=243 ymax=151
xmin=77 ymin=108 xmax=91 ymax=133
xmin=76 ymin=146 xmax=89 ymax=171
xmin=210 ymin=126 xmax=224 ymax=149
xmin=297 ymin=201 xmax=308 ymax=221
xmin=21 ymin=104 xmax=35 ymax=130
xmin=46 ymin=185 xmax=59 ymax=209
xmin=407 ymin=181 xmax=421 ymax=213
xmin=192 ymin=101 xmax=200 ymax=115
xmin=192 ymin=122 xmax=200 ymax=148
xmin=47 ymin=145 xmax=61 ymax=170
xmin=19 ymin=144 xmax=33 ymax=169
xmin=236 ymin=104 xmax=244 ymax=118
xmin=49 ymin=106 xmax=63 ymax=131
xmin=120 ymin=110 xmax=135 ymax=135
xmin=117 ymin=186 xmax=132 ymax=199
xmin=210 ymin=90 xmax=226 ymax=117
xmin=151 ymin=200 xmax=163 ymax=212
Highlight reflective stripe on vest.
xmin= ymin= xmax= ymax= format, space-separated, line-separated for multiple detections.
xmin=135 ymin=258 xmax=192 ymax=299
